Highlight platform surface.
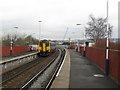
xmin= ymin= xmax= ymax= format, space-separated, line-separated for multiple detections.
xmin=69 ymin=49 xmax=118 ymax=88
xmin=1 ymin=51 xmax=37 ymax=61
xmin=51 ymin=49 xmax=119 ymax=89
xmin=51 ymin=49 xmax=70 ymax=88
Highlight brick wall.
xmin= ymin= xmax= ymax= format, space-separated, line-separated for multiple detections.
xmin=1 ymin=47 xmax=10 ymax=56
xmin=79 ymin=47 xmax=84 ymax=55
xmin=80 ymin=46 xmax=120 ymax=82
xmin=0 ymin=47 xmax=1 ymax=57
xmin=109 ymin=50 xmax=120 ymax=82
xmin=0 ymin=46 xmax=29 ymax=56
xmin=68 ymin=45 xmax=76 ymax=49
xmin=95 ymin=39 xmax=120 ymax=50
xmin=85 ymin=47 xmax=106 ymax=71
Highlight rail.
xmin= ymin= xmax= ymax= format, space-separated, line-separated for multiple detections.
xmin=45 ymin=48 xmax=66 ymax=89
xmin=20 ymin=48 xmax=65 ymax=89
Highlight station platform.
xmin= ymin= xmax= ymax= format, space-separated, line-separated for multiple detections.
xmin=50 ymin=49 xmax=119 ymax=89
xmin=1 ymin=51 xmax=37 ymax=61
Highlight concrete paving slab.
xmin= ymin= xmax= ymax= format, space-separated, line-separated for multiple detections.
xmin=69 ymin=49 xmax=119 ymax=89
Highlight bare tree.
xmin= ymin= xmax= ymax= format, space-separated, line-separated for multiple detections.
xmin=2 ymin=34 xmax=11 ymax=46
xmin=85 ymin=15 xmax=113 ymax=42
xmin=2 ymin=33 xmax=39 ymax=46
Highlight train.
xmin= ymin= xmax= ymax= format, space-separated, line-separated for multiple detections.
xmin=37 ymin=40 xmax=56 ymax=56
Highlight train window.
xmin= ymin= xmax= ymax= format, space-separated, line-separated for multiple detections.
xmin=46 ymin=41 xmax=49 ymax=46
xmin=39 ymin=42 xmax=43 ymax=46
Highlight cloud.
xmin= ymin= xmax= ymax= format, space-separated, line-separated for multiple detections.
xmin=1 ymin=0 xmax=119 ymax=39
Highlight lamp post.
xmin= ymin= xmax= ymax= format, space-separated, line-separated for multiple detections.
xmin=14 ymin=26 xmax=18 ymax=31
xmin=30 ymin=33 xmax=35 ymax=45
xmin=76 ymin=24 xmax=81 ymax=52
xmin=38 ymin=21 xmax=42 ymax=41
xmin=105 ymin=0 xmax=109 ymax=76
xmin=69 ymin=37 xmax=71 ymax=46
xmin=14 ymin=26 xmax=18 ymax=29
xmin=76 ymin=24 xmax=86 ymax=56
xmin=72 ymin=32 xmax=75 ymax=45
xmin=10 ymin=34 xmax=13 ymax=56
xmin=14 ymin=26 xmax=18 ymax=38
xmin=10 ymin=26 xmax=18 ymax=56
xmin=14 ymin=26 xmax=18 ymax=43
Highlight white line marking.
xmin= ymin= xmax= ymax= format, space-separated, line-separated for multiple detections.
xmin=56 ymin=49 xmax=67 ymax=77
xmin=0 ymin=52 xmax=37 ymax=64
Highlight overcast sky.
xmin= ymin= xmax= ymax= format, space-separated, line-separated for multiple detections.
xmin=0 ymin=0 xmax=119 ymax=40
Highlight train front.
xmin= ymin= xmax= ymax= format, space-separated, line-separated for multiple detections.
xmin=37 ymin=40 xmax=50 ymax=56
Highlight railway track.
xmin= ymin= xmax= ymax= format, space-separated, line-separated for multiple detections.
xmin=45 ymin=48 xmax=65 ymax=89
xmin=20 ymin=48 xmax=66 ymax=89
xmin=2 ymin=57 xmax=44 ymax=85
xmin=2 ymin=49 xmax=59 ymax=89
